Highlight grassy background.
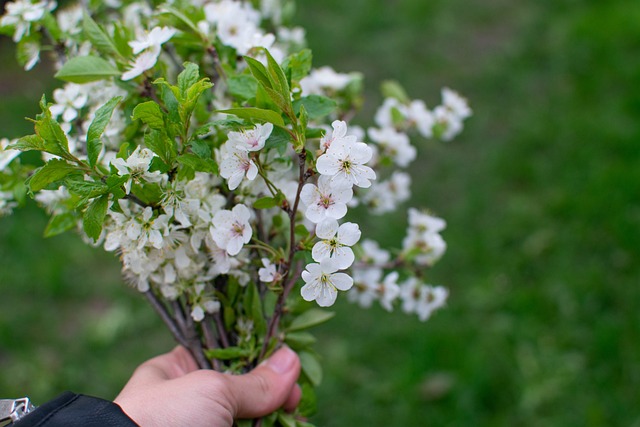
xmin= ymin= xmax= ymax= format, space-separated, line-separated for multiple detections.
xmin=2 ymin=0 xmax=640 ymax=426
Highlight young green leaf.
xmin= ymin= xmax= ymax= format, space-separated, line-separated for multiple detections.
xmin=65 ymin=178 xmax=109 ymax=199
xmin=132 ymin=101 xmax=165 ymax=130
xmin=44 ymin=212 xmax=77 ymax=238
xmin=177 ymin=62 xmax=200 ymax=97
xmin=299 ymin=351 xmax=323 ymax=386
xmin=219 ymin=108 xmax=285 ymax=128
xmin=287 ymin=309 xmax=335 ymax=332
xmin=244 ymin=56 xmax=272 ymax=90
xmin=176 ymin=154 xmax=217 ymax=174
xmin=27 ymin=159 xmax=81 ymax=192
xmin=144 ymin=130 xmax=177 ymax=165
xmin=381 ymin=79 xmax=410 ymax=104
xmin=283 ymin=48 xmax=313 ymax=83
xmin=82 ymin=12 xmax=120 ymax=58
xmin=205 ymin=347 xmax=252 ymax=361
xmin=54 ymin=56 xmax=121 ymax=83
xmin=253 ymin=197 xmax=278 ymax=209
xmin=293 ymin=95 xmax=337 ymax=120
xmin=83 ymin=194 xmax=109 ymax=242
xmin=86 ymin=96 xmax=123 ymax=167
xmin=7 ymin=134 xmax=46 ymax=152
xmin=228 ymin=74 xmax=258 ymax=100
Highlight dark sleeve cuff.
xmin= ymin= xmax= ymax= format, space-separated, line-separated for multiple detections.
xmin=14 ymin=392 xmax=138 ymax=427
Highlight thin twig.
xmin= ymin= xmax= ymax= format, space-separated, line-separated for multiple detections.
xmin=202 ymin=316 xmax=222 ymax=371
xmin=144 ymin=290 xmax=190 ymax=349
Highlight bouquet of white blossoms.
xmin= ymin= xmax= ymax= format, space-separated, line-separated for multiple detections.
xmin=0 ymin=0 xmax=471 ymax=424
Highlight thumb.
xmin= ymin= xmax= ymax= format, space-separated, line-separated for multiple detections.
xmin=225 ymin=346 xmax=301 ymax=419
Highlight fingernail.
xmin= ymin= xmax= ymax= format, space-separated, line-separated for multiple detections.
xmin=265 ymin=346 xmax=296 ymax=374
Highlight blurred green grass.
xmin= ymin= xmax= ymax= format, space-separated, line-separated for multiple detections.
xmin=1 ymin=0 xmax=640 ymax=426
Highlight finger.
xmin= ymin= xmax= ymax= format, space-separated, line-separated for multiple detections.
xmin=283 ymin=383 xmax=302 ymax=413
xmin=225 ymin=346 xmax=301 ymax=419
xmin=126 ymin=346 xmax=199 ymax=388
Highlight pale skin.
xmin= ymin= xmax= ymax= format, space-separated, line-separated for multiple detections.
xmin=114 ymin=346 xmax=302 ymax=427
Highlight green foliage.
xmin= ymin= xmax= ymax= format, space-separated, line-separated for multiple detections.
xmin=54 ymin=55 xmax=121 ymax=83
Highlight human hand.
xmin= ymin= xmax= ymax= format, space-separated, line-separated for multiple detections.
xmin=114 ymin=346 xmax=301 ymax=427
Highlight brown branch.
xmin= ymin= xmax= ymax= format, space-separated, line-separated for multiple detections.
xmin=144 ymin=290 xmax=190 ymax=349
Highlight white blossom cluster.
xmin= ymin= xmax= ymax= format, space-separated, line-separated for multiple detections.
xmin=0 ymin=0 xmax=471 ymax=326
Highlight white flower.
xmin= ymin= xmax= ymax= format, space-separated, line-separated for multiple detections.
xmin=210 ymin=204 xmax=252 ymax=256
xmin=300 ymin=66 xmax=353 ymax=96
xmin=312 ymin=220 xmax=361 ymax=269
xmin=408 ymin=208 xmax=446 ymax=234
xmin=122 ymin=26 xmax=177 ymax=81
xmin=0 ymin=138 xmax=20 ymax=171
xmin=228 ymin=123 xmax=273 ymax=152
xmin=0 ymin=0 xmax=54 ymax=42
xmin=258 ymin=258 xmax=281 ymax=283
xmin=125 ymin=206 xmax=170 ymax=250
xmin=403 ymin=231 xmax=447 ymax=266
xmin=111 ymin=146 xmax=163 ymax=193
xmin=359 ymin=239 xmax=390 ymax=265
xmin=49 ymin=83 xmax=88 ymax=123
xmin=442 ymin=87 xmax=472 ymax=120
xmin=433 ymin=105 xmax=464 ymax=141
xmin=367 ymin=127 xmax=416 ymax=168
xmin=316 ymin=125 xmax=376 ymax=189
xmin=400 ymin=279 xmax=448 ymax=321
xmin=300 ymin=175 xmax=352 ymax=224
xmin=218 ymin=143 xmax=259 ymax=190
xmin=129 ymin=26 xmax=177 ymax=55
xmin=0 ymin=192 xmax=17 ymax=216
xmin=191 ymin=306 xmax=205 ymax=322
xmin=363 ymin=172 xmax=411 ymax=214
xmin=301 ymin=258 xmax=353 ymax=307
xmin=122 ymin=50 xmax=162 ymax=81
xmin=374 ymin=98 xmax=407 ymax=129
xmin=407 ymin=100 xmax=435 ymax=138
xmin=349 ymin=269 xmax=400 ymax=311
xmin=319 ymin=120 xmax=355 ymax=153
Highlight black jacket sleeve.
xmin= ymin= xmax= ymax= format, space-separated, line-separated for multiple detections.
xmin=13 ymin=392 xmax=138 ymax=427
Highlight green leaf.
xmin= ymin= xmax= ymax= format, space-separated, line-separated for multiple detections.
xmin=144 ymin=130 xmax=177 ymax=165
xmin=297 ymin=383 xmax=318 ymax=418
xmin=158 ymin=5 xmax=202 ymax=36
xmin=132 ymin=101 xmax=165 ymax=130
xmin=277 ymin=413 xmax=297 ymax=427
xmin=264 ymin=126 xmax=291 ymax=154
xmin=300 ymin=351 xmax=323 ymax=386
xmin=8 ymin=134 xmax=46 ymax=152
xmin=28 ymin=160 xmax=80 ymax=192
xmin=381 ymin=80 xmax=410 ymax=104
xmin=228 ymin=74 xmax=258 ymax=100
xmin=87 ymin=96 xmax=123 ymax=167
xmin=283 ymin=49 xmax=313 ymax=83
xmin=83 ymin=12 xmax=120 ymax=57
xmin=287 ymin=309 xmax=335 ymax=332
xmin=250 ymin=282 xmax=267 ymax=335
xmin=178 ymin=62 xmax=201 ymax=97
xmin=44 ymin=212 xmax=77 ymax=238
xmin=54 ymin=56 xmax=121 ymax=83
xmin=253 ymin=197 xmax=278 ymax=209
xmin=265 ymin=49 xmax=290 ymax=97
xmin=219 ymin=108 xmax=284 ymax=127
xmin=294 ymin=95 xmax=337 ymax=120
xmin=294 ymin=224 xmax=309 ymax=237
xmin=83 ymin=194 xmax=109 ymax=242
xmin=244 ymin=56 xmax=272 ymax=90
xmin=205 ymin=347 xmax=251 ymax=361
xmin=188 ymin=139 xmax=211 ymax=159
xmin=65 ymin=179 xmax=109 ymax=198
xmin=176 ymin=154 xmax=217 ymax=173
xmin=284 ymin=332 xmax=317 ymax=350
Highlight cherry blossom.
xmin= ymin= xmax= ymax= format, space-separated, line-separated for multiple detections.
xmin=300 ymin=175 xmax=353 ymax=224
xmin=301 ymin=258 xmax=354 ymax=307
xmin=210 ymin=204 xmax=253 ymax=256
xmin=312 ymin=220 xmax=361 ymax=269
